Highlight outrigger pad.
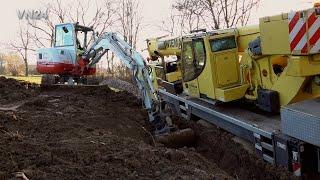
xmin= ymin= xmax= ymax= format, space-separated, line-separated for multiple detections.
xmin=281 ymin=98 xmax=320 ymax=147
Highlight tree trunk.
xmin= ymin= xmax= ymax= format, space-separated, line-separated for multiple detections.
xmin=24 ymin=58 xmax=29 ymax=76
xmin=24 ymin=48 xmax=29 ymax=76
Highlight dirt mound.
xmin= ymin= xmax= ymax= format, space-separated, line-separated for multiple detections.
xmin=0 ymin=77 xmax=299 ymax=180
xmin=0 ymin=81 xmax=231 ymax=180
xmin=0 ymin=77 xmax=39 ymax=104
xmin=100 ymin=77 xmax=140 ymax=97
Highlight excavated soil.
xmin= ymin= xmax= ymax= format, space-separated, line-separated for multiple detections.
xmin=190 ymin=123 xmax=298 ymax=180
xmin=0 ymin=77 xmax=300 ymax=180
xmin=0 ymin=77 xmax=39 ymax=105
xmin=0 ymin=77 xmax=231 ymax=180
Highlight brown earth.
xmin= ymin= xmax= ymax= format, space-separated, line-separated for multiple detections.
xmin=190 ymin=123 xmax=298 ymax=180
xmin=0 ymin=77 xmax=300 ymax=180
xmin=0 ymin=77 xmax=231 ymax=180
xmin=0 ymin=77 xmax=39 ymax=105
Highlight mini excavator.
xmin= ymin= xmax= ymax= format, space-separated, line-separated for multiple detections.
xmin=36 ymin=22 xmax=166 ymax=131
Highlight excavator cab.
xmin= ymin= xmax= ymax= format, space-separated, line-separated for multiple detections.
xmin=74 ymin=24 xmax=95 ymax=52
xmin=54 ymin=23 xmax=94 ymax=62
xmin=37 ymin=23 xmax=97 ymax=84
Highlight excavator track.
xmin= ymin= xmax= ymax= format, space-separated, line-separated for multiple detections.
xmin=40 ymin=74 xmax=56 ymax=87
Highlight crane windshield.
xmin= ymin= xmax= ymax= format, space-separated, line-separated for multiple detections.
xmin=181 ymin=39 xmax=206 ymax=82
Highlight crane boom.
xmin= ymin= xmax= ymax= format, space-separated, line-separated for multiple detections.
xmin=82 ymin=32 xmax=161 ymax=124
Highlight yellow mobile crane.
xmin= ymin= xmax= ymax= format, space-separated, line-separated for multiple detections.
xmin=147 ymin=4 xmax=320 ymax=177
xmin=148 ymin=13 xmax=320 ymax=113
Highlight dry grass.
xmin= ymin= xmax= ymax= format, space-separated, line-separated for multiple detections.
xmin=3 ymin=75 xmax=42 ymax=84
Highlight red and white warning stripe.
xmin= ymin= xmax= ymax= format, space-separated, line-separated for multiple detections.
xmin=289 ymin=11 xmax=308 ymax=54
xmin=291 ymin=151 xmax=301 ymax=176
xmin=307 ymin=10 xmax=320 ymax=53
xmin=292 ymin=162 xmax=301 ymax=176
xmin=288 ymin=8 xmax=320 ymax=54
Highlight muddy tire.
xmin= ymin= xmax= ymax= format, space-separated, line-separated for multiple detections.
xmin=41 ymin=74 xmax=56 ymax=86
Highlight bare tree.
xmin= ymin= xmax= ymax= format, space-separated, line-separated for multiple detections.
xmin=237 ymin=0 xmax=260 ymax=26
xmin=201 ymin=0 xmax=260 ymax=29
xmin=114 ymin=0 xmax=143 ymax=78
xmin=9 ymin=24 xmax=35 ymax=76
xmin=173 ymin=0 xmax=206 ymax=33
xmin=159 ymin=9 xmax=178 ymax=36
xmin=208 ymin=0 xmax=260 ymax=28
xmin=116 ymin=0 xmax=142 ymax=49
xmin=167 ymin=0 xmax=260 ymax=35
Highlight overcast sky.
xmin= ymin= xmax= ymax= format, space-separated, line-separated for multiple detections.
xmin=0 ymin=0 xmax=314 ymax=61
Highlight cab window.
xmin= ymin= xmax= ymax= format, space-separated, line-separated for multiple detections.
xmin=181 ymin=39 xmax=206 ymax=82
xmin=182 ymin=41 xmax=194 ymax=82
xmin=194 ymin=40 xmax=206 ymax=68
xmin=55 ymin=24 xmax=74 ymax=47
xmin=210 ymin=36 xmax=236 ymax=52
xmin=76 ymin=31 xmax=94 ymax=50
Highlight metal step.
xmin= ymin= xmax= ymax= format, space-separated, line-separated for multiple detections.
xmin=263 ymin=154 xmax=274 ymax=164
xmin=261 ymin=142 xmax=274 ymax=152
xmin=255 ymin=144 xmax=262 ymax=151
xmin=179 ymin=105 xmax=187 ymax=111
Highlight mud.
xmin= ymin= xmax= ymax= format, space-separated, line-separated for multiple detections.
xmin=0 ymin=77 xmax=231 ymax=180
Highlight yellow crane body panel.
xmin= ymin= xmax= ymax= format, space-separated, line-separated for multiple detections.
xmin=260 ymin=7 xmax=320 ymax=55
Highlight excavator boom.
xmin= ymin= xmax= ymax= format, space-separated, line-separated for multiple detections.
xmin=82 ymin=32 xmax=161 ymax=124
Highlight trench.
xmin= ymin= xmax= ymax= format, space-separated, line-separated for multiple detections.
xmin=152 ymin=117 xmax=298 ymax=180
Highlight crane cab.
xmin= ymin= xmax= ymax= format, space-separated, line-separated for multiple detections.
xmin=180 ymin=30 xmax=249 ymax=102
xmin=37 ymin=23 xmax=96 ymax=80
xmin=148 ymin=29 xmax=252 ymax=102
